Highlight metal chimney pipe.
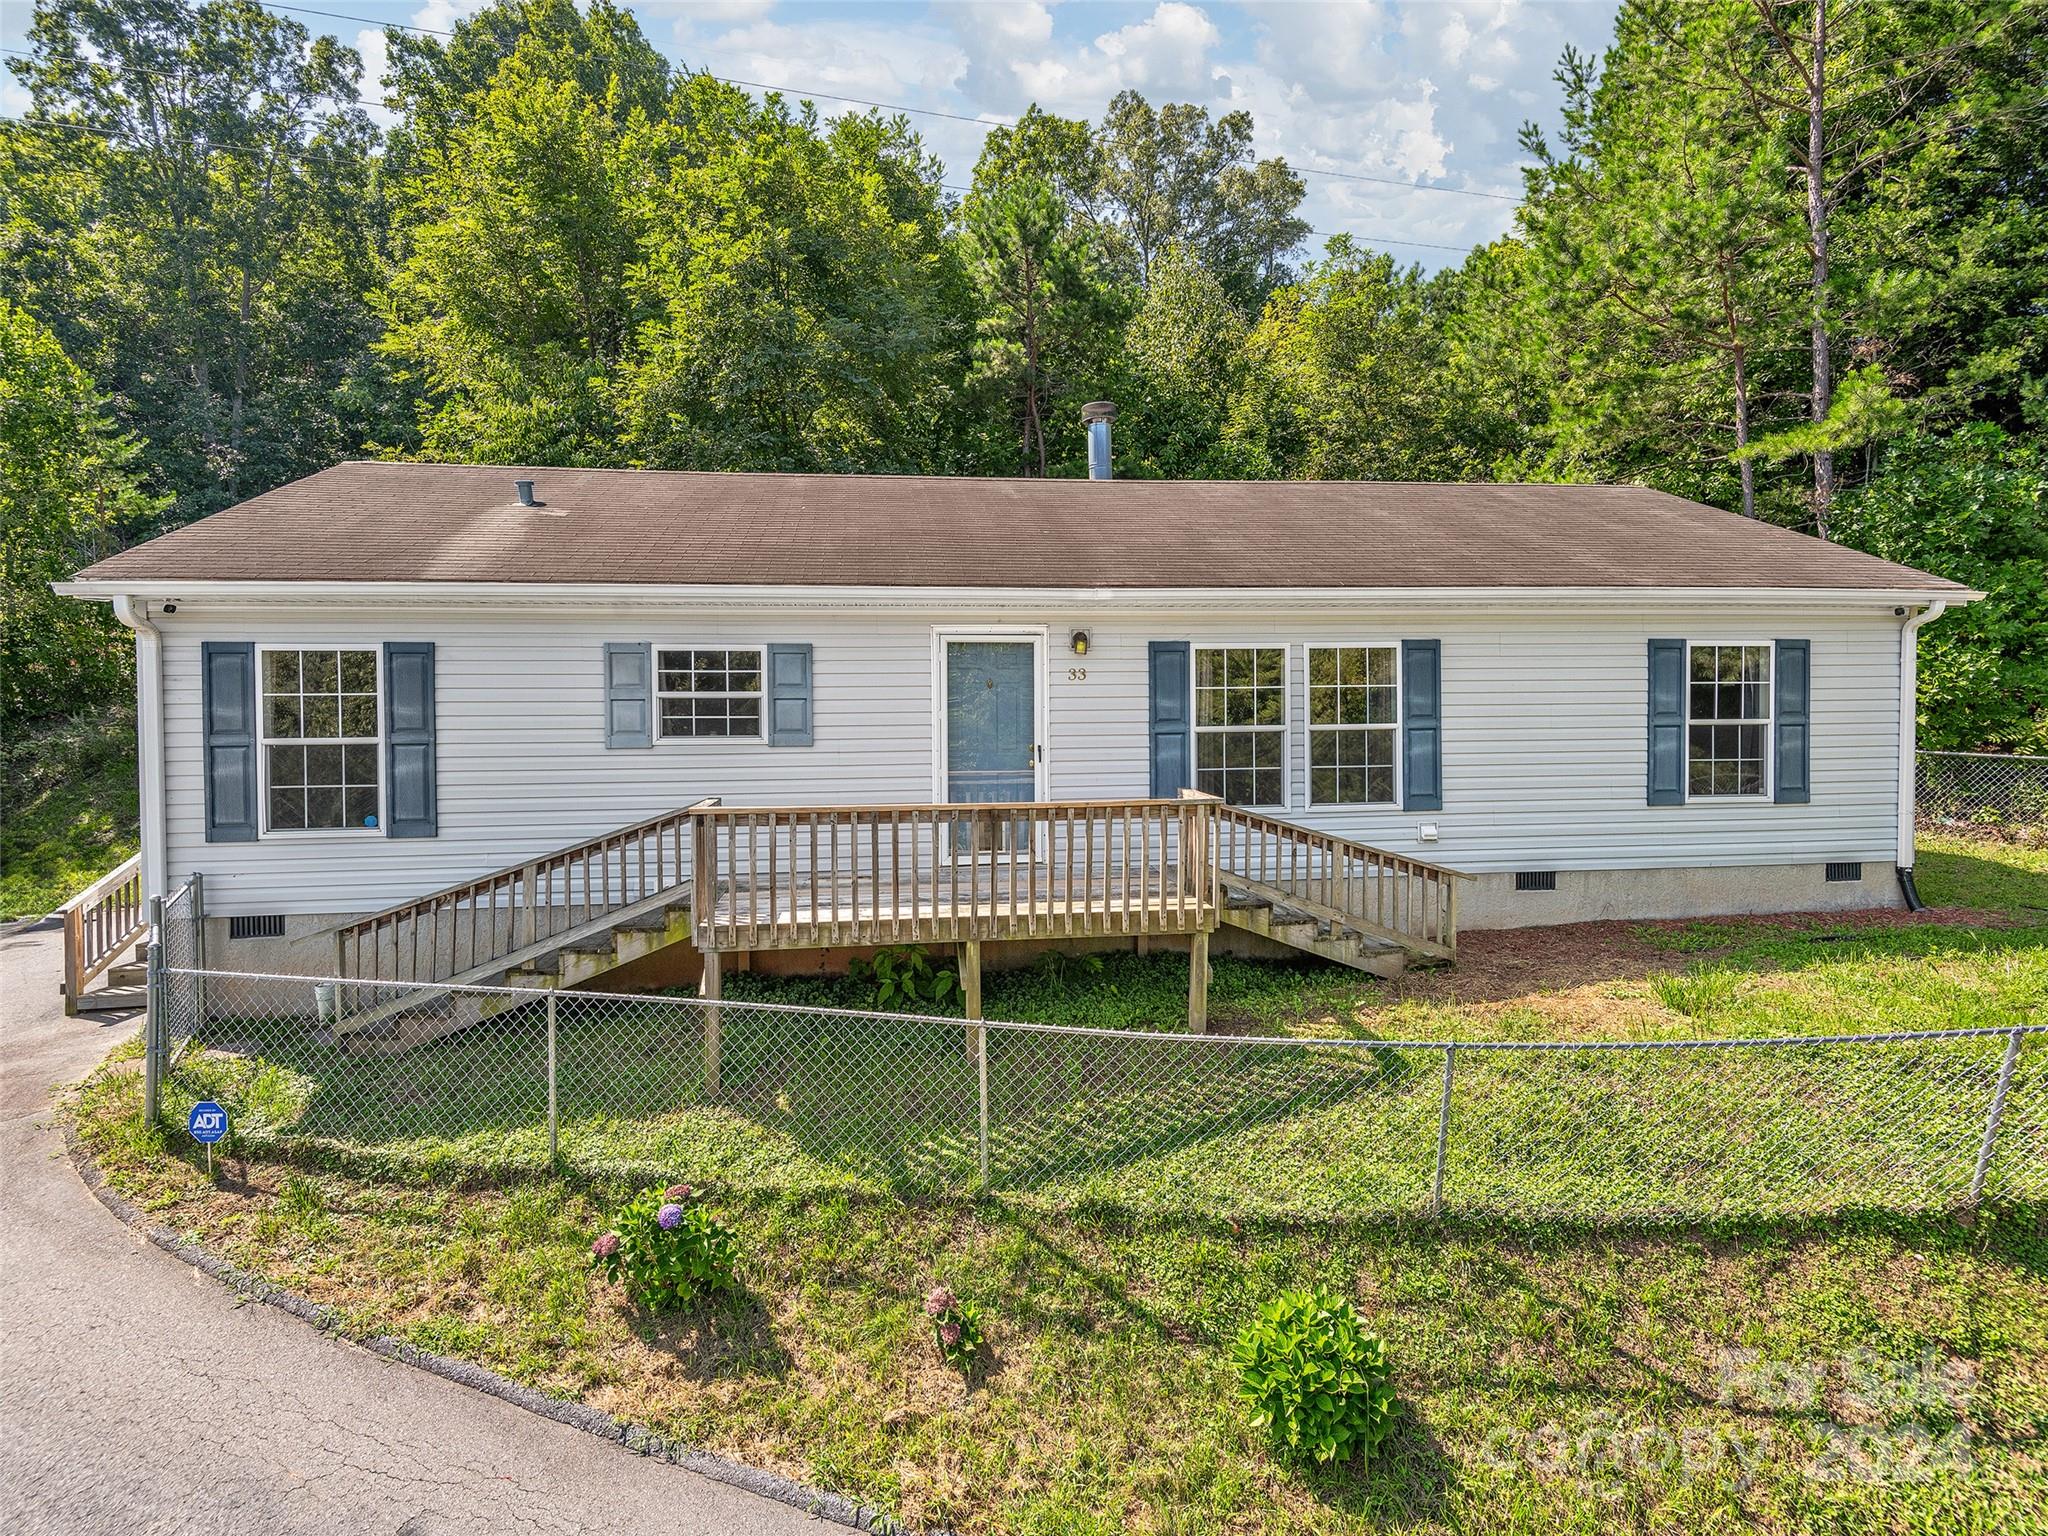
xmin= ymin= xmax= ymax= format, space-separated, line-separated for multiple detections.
xmin=514 ymin=478 xmax=537 ymax=507
xmin=1081 ymin=401 xmax=1117 ymax=480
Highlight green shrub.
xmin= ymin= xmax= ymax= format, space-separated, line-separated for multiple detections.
xmin=922 ymin=1283 xmax=987 ymax=1368
xmin=1232 ymin=1287 xmax=1396 ymax=1465
xmin=590 ymin=1182 xmax=738 ymax=1311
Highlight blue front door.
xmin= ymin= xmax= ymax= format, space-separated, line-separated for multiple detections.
xmin=945 ymin=640 xmax=1037 ymax=807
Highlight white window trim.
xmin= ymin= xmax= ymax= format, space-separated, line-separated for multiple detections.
xmin=929 ymin=626 xmax=1050 ymax=805
xmin=652 ymin=644 xmax=768 ymax=743
xmin=1191 ymin=641 xmax=1292 ymax=812
xmin=1299 ymin=639 xmax=1404 ymax=809
xmin=1683 ymin=639 xmax=1775 ymax=803
xmin=255 ymin=642 xmax=385 ymax=839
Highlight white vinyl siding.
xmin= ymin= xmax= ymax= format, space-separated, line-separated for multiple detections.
xmin=152 ymin=603 xmax=1908 ymax=916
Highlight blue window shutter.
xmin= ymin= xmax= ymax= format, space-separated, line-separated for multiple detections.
xmin=1647 ymin=639 xmax=1686 ymax=805
xmin=201 ymin=641 xmax=258 ymax=842
xmin=604 ymin=642 xmax=652 ymax=748
xmin=1774 ymin=639 xmax=1811 ymax=804
xmin=383 ymin=641 xmax=437 ymax=837
xmin=1401 ymin=639 xmax=1443 ymax=811
xmin=767 ymin=643 xmax=814 ymax=746
xmin=1148 ymin=641 xmax=1191 ymax=796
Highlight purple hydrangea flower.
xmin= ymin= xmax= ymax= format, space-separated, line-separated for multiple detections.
xmin=591 ymin=1232 xmax=620 ymax=1259
xmin=657 ymin=1203 xmax=685 ymax=1231
xmin=664 ymin=1182 xmax=695 ymax=1202
xmin=925 ymin=1285 xmax=956 ymax=1318
xmin=939 ymin=1321 xmax=962 ymax=1347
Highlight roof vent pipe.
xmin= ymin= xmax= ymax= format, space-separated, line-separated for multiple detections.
xmin=514 ymin=478 xmax=537 ymax=507
xmin=1082 ymin=401 xmax=1117 ymax=480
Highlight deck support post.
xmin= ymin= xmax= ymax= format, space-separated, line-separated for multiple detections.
xmin=700 ymin=949 xmax=722 ymax=1098
xmin=1188 ymin=929 xmax=1210 ymax=1034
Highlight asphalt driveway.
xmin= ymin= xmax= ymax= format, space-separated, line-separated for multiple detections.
xmin=0 ymin=919 xmax=820 ymax=1535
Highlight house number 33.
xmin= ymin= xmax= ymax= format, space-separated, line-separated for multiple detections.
xmin=1067 ymin=666 xmax=1087 ymax=681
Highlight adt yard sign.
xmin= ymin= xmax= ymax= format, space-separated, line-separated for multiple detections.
xmin=188 ymin=1101 xmax=228 ymax=1144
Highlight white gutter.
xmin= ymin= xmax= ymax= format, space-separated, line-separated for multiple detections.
xmin=110 ymin=596 xmax=168 ymax=905
xmin=1897 ymin=601 xmax=1948 ymax=898
xmin=53 ymin=580 xmax=1983 ymax=613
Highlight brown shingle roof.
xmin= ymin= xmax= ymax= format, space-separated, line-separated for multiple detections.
xmin=69 ymin=461 xmax=1966 ymax=593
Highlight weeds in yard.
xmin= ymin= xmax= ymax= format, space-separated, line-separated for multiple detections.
xmin=1651 ymin=965 xmax=1742 ymax=1019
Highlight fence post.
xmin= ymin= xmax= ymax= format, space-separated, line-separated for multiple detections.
xmin=1431 ymin=1045 xmax=1455 ymax=1215
xmin=546 ymin=990 xmax=559 ymax=1164
xmin=190 ymin=872 xmax=207 ymax=1037
xmin=1968 ymin=1028 xmax=2025 ymax=1204
xmin=977 ymin=1021 xmax=991 ymax=1190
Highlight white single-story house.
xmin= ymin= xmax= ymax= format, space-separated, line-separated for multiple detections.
xmin=60 ymin=428 xmax=1975 ymax=1012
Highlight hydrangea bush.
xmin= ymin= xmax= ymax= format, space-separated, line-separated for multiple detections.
xmin=590 ymin=1182 xmax=738 ymax=1311
xmin=923 ymin=1284 xmax=986 ymax=1369
xmin=1231 ymin=1287 xmax=1396 ymax=1465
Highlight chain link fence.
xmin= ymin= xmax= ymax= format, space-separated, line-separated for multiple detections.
xmin=141 ymin=960 xmax=2046 ymax=1223
xmin=1918 ymin=750 xmax=2048 ymax=833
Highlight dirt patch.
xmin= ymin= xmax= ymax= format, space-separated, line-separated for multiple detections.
xmin=1379 ymin=904 xmax=2005 ymax=1011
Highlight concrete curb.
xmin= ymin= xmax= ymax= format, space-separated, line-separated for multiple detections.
xmin=62 ymin=1122 xmax=905 ymax=1534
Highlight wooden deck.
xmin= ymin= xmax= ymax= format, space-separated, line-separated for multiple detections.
xmin=333 ymin=792 xmax=1466 ymax=1037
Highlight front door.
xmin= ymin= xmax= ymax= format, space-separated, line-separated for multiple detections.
xmin=942 ymin=638 xmax=1039 ymax=851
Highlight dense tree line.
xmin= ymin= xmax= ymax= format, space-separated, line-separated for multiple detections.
xmin=3 ymin=0 xmax=2043 ymax=752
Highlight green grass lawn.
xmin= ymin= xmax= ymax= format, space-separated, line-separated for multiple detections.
xmin=72 ymin=836 xmax=2048 ymax=1533
xmin=0 ymin=708 xmax=138 ymax=919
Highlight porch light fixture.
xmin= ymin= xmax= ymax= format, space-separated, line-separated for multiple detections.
xmin=1070 ymin=630 xmax=1090 ymax=656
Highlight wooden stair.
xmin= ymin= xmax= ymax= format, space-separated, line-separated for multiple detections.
xmin=332 ymin=892 xmax=696 ymax=1053
xmin=1218 ymin=885 xmax=1412 ymax=978
xmin=72 ymin=938 xmax=150 ymax=1013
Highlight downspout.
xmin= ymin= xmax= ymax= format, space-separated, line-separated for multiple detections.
xmin=1895 ymin=601 xmax=1946 ymax=911
xmin=111 ymin=596 xmax=169 ymax=905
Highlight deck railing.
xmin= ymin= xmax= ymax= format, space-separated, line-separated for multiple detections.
xmin=1211 ymin=806 xmax=1465 ymax=958
xmin=335 ymin=801 xmax=713 ymax=986
xmin=58 ymin=853 xmax=146 ymax=1015
xmin=690 ymin=796 xmax=1221 ymax=952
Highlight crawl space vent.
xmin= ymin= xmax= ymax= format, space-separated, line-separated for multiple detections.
xmin=228 ymin=914 xmax=287 ymax=940
xmin=1513 ymin=871 xmax=1558 ymax=893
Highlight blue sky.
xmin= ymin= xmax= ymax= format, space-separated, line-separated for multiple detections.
xmin=4 ymin=1 xmax=1625 ymax=271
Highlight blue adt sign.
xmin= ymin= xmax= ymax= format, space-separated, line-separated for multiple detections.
xmin=188 ymin=1101 xmax=229 ymax=1144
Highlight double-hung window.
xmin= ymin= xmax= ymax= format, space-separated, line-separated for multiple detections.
xmin=261 ymin=647 xmax=381 ymax=831
xmin=1306 ymin=644 xmax=1399 ymax=805
xmin=1194 ymin=646 xmax=1287 ymax=807
xmin=1687 ymin=643 xmax=1771 ymax=797
xmin=657 ymin=647 xmax=763 ymax=738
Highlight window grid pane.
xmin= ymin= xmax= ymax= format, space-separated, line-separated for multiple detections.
xmin=1195 ymin=647 xmax=1287 ymax=806
xmin=260 ymin=647 xmax=380 ymax=831
xmin=656 ymin=647 xmax=765 ymax=739
xmin=1307 ymin=646 xmax=1399 ymax=805
xmin=1685 ymin=644 xmax=1770 ymax=797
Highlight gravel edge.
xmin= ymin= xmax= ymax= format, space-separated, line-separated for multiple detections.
xmin=62 ymin=1121 xmax=905 ymax=1534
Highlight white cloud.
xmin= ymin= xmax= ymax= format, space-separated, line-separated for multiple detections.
xmin=1092 ymin=2 xmax=1222 ymax=91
